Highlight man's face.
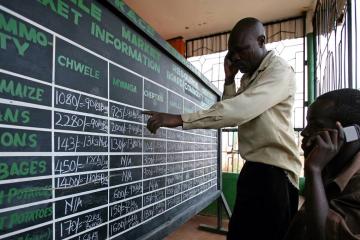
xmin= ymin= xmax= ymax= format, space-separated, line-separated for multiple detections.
xmin=301 ymin=100 xmax=336 ymax=158
xmin=227 ymin=32 xmax=263 ymax=74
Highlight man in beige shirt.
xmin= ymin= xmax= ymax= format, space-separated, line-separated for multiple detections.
xmin=144 ymin=17 xmax=301 ymax=240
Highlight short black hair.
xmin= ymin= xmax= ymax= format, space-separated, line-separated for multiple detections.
xmin=231 ymin=17 xmax=264 ymax=35
xmin=317 ymin=88 xmax=360 ymax=126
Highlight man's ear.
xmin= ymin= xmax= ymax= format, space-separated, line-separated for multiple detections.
xmin=257 ymin=35 xmax=266 ymax=47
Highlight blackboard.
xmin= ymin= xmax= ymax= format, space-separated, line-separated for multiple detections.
xmin=0 ymin=1 xmax=221 ymax=239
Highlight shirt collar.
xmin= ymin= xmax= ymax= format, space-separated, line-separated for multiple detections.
xmin=239 ymin=50 xmax=275 ymax=92
xmin=332 ymin=152 xmax=360 ymax=192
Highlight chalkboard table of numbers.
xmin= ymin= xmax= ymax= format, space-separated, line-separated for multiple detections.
xmin=0 ymin=1 xmax=221 ymax=239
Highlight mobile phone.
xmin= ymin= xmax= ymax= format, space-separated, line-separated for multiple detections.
xmin=343 ymin=125 xmax=360 ymax=142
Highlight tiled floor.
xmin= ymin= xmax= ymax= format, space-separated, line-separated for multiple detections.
xmin=165 ymin=215 xmax=229 ymax=240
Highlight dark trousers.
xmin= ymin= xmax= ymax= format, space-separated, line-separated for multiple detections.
xmin=227 ymin=161 xmax=298 ymax=240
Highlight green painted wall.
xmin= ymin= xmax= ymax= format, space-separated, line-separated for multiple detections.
xmin=201 ymin=172 xmax=238 ymax=216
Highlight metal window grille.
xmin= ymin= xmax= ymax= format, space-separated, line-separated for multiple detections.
xmin=313 ymin=0 xmax=359 ymax=94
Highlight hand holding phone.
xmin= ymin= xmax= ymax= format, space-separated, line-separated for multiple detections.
xmin=224 ymin=53 xmax=238 ymax=84
xmin=304 ymin=122 xmax=346 ymax=172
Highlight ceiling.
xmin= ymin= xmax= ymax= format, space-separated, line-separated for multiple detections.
xmin=124 ymin=0 xmax=316 ymax=41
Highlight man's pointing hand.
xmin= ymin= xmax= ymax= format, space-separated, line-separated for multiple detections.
xmin=142 ymin=111 xmax=183 ymax=134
